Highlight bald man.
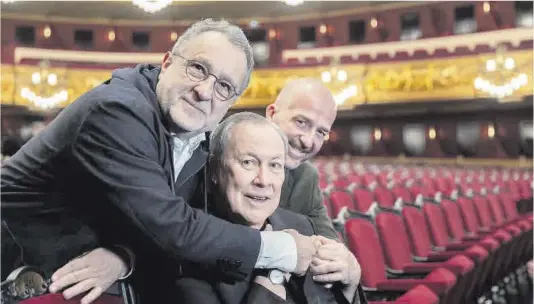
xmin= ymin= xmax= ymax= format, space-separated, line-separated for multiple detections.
xmin=266 ymin=79 xmax=363 ymax=302
xmin=266 ymin=78 xmax=338 ymax=239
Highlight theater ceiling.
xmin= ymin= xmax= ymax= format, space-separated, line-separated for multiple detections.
xmin=1 ymin=1 xmax=411 ymax=24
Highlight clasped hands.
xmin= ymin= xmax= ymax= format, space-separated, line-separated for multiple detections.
xmin=284 ymin=229 xmax=361 ymax=293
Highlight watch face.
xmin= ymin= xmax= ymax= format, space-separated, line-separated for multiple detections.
xmin=269 ymin=270 xmax=285 ymax=285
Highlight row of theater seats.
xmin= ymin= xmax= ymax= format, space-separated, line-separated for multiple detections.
xmin=313 ymin=159 xmax=533 ymax=304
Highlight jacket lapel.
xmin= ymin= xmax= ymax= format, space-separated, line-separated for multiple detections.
xmin=174 ymin=142 xmax=209 ymax=191
xmin=279 ymin=169 xmax=294 ymax=209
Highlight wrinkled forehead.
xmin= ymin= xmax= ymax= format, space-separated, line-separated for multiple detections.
xmin=228 ymin=123 xmax=286 ymax=158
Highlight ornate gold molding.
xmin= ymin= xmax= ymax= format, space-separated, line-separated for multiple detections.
xmin=2 ymin=50 xmax=532 ymax=111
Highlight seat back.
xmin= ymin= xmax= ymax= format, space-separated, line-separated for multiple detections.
xmin=347 ymin=173 xmax=362 ymax=184
xmin=322 ymin=197 xmax=333 ymax=218
xmin=486 ymin=194 xmax=505 ymax=226
xmin=392 ymin=186 xmax=413 ymax=203
xmin=402 ymin=205 xmax=433 ymax=257
xmin=333 ymin=178 xmax=351 ymax=189
xmin=374 ymin=187 xmax=395 ymax=207
xmin=441 ymin=199 xmax=467 ymax=241
xmin=435 ymin=177 xmax=453 ymax=196
xmin=330 ymin=191 xmax=354 ymax=217
xmin=472 ymin=196 xmax=493 ymax=229
xmin=345 ymin=218 xmax=387 ymax=288
xmin=423 ymin=203 xmax=452 ymax=247
xmin=498 ymin=193 xmax=519 ymax=220
xmin=375 ymin=211 xmax=413 ymax=271
xmin=456 ymin=197 xmax=480 ymax=234
xmin=352 ymin=188 xmax=375 ymax=212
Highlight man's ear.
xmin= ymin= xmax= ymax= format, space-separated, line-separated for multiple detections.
xmin=265 ymin=104 xmax=277 ymax=121
xmin=161 ymin=52 xmax=173 ymax=71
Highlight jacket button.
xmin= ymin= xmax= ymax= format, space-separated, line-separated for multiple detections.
xmin=232 ymin=260 xmax=242 ymax=268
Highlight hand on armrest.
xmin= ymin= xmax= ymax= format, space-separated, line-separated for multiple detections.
xmin=49 ymin=247 xmax=130 ymax=304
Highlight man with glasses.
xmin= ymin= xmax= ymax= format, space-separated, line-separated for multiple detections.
xmin=1 ymin=19 xmax=319 ymax=303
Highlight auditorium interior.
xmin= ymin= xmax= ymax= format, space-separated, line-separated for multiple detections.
xmin=1 ymin=1 xmax=533 ymax=304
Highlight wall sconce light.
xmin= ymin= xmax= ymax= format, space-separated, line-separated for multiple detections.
xmin=108 ymin=30 xmax=116 ymax=41
xmin=268 ymin=29 xmax=277 ymax=40
xmin=483 ymin=2 xmax=491 ymax=13
xmin=374 ymin=128 xmax=382 ymax=141
xmin=170 ymin=31 xmax=178 ymax=42
xmin=428 ymin=127 xmax=436 ymax=140
xmin=488 ymin=124 xmax=495 ymax=138
xmin=319 ymin=24 xmax=327 ymax=35
xmin=370 ymin=18 xmax=378 ymax=28
xmin=43 ymin=25 xmax=51 ymax=38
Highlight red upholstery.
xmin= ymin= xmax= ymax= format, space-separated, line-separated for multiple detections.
xmin=352 ymin=188 xmax=376 ymax=212
xmin=20 ymin=294 xmax=123 ymax=304
xmin=344 ymin=218 xmax=456 ymax=296
xmin=423 ymin=202 xmax=489 ymax=262
xmin=392 ymin=186 xmax=413 ymax=203
xmin=376 ymin=211 xmax=474 ymax=276
xmin=314 ymin=159 xmax=532 ymax=302
xmin=393 ymin=284 xmax=439 ymax=304
xmin=374 ymin=187 xmax=396 ymax=207
xmin=330 ymin=190 xmax=355 ymax=217
xmin=367 ymin=285 xmax=440 ymax=304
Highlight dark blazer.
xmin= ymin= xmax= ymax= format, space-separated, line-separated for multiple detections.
xmin=280 ymin=161 xmax=338 ymax=240
xmin=0 ymin=64 xmax=260 ymax=283
xmin=174 ymin=208 xmax=366 ymax=304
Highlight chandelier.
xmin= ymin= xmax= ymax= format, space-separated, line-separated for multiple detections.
xmin=474 ymin=45 xmax=529 ymax=99
xmin=19 ymin=60 xmax=68 ymax=110
xmin=282 ymin=0 xmax=304 ymax=6
xmin=321 ymin=57 xmax=348 ymax=84
xmin=319 ymin=57 xmax=358 ymax=105
xmin=132 ymin=0 xmax=173 ymax=13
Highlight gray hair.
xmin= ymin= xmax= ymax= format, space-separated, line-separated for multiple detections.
xmin=171 ymin=18 xmax=254 ymax=94
xmin=209 ymin=112 xmax=288 ymax=173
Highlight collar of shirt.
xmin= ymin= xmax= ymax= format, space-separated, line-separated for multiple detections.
xmin=170 ymin=132 xmax=206 ymax=181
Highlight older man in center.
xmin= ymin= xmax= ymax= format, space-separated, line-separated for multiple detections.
xmin=173 ymin=112 xmax=362 ymax=303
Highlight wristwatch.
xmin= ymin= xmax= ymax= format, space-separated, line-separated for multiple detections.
xmin=256 ymin=269 xmax=286 ymax=285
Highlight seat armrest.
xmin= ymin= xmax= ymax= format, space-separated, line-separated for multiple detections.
xmin=376 ymin=280 xmax=450 ymax=296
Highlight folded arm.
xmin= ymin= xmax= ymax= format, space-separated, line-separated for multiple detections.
xmin=52 ymin=101 xmax=303 ymax=302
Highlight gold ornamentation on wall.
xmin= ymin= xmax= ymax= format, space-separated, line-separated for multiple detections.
xmin=1 ymin=50 xmax=532 ymax=111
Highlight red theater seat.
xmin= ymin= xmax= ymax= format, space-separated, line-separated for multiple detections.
xmin=344 ymin=218 xmax=457 ymax=299
xmin=375 ymin=211 xmax=474 ymax=277
xmin=20 ymin=294 xmax=123 ymax=304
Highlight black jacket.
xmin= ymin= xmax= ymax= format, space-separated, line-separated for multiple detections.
xmin=174 ymin=208 xmax=366 ymax=304
xmin=1 ymin=64 xmax=261 ymax=283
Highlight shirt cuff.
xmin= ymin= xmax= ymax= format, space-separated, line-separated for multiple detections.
xmin=255 ymin=231 xmax=297 ymax=273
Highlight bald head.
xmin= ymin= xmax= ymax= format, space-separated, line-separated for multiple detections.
xmin=266 ymin=78 xmax=337 ymax=169
xmin=274 ymin=78 xmax=336 ymax=112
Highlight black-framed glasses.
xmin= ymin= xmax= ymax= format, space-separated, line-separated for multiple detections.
xmin=173 ymin=53 xmax=238 ymax=101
